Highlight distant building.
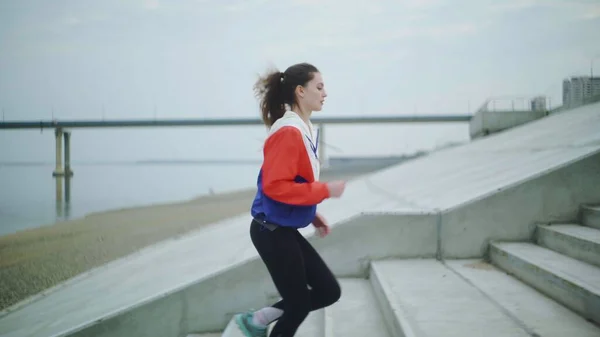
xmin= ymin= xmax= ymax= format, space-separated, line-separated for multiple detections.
xmin=530 ymin=96 xmax=547 ymax=111
xmin=563 ymin=76 xmax=600 ymax=108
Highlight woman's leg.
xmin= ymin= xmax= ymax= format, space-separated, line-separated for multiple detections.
xmin=270 ymin=230 xmax=341 ymax=312
xmin=249 ymin=221 xmax=312 ymax=337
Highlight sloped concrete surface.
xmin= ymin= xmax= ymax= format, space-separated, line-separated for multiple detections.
xmin=490 ymin=242 xmax=600 ymax=324
xmin=446 ymin=259 xmax=600 ymax=337
xmin=537 ymin=224 xmax=600 ymax=267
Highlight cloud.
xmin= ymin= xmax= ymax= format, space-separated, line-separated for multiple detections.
xmin=486 ymin=0 xmax=600 ymax=21
xmin=64 ymin=17 xmax=82 ymax=26
xmin=581 ymin=5 xmax=600 ymax=20
xmin=144 ymin=0 xmax=160 ymax=10
xmin=488 ymin=0 xmax=541 ymax=13
xmin=224 ymin=0 xmax=270 ymax=12
xmin=401 ymin=0 xmax=443 ymax=10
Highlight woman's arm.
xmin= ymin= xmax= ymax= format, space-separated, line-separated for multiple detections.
xmin=262 ymin=126 xmax=330 ymax=206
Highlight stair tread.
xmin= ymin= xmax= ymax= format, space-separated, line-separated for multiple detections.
xmin=540 ymin=223 xmax=600 ymax=243
xmin=371 ymin=259 xmax=531 ymax=337
xmin=447 ymin=259 xmax=600 ymax=337
xmin=328 ymin=278 xmax=390 ymax=337
xmin=492 ymin=242 xmax=600 ymax=294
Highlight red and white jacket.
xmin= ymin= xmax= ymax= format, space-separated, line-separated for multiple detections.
xmin=250 ymin=111 xmax=329 ymax=228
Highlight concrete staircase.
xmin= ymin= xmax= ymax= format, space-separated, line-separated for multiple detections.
xmin=205 ymin=278 xmax=391 ymax=337
xmin=490 ymin=203 xmax=600 ymax=327
xmin=193 ymin=204 xmax=600 ymax=337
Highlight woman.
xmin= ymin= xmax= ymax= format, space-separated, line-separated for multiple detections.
xmin=234 ymin=62 xmax=346 ymax=337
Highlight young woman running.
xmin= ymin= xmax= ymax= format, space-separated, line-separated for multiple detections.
xmin=234 ymin=62 xmax=346 ymax=337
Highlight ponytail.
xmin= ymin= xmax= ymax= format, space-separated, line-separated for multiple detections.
xmin=254 ymin=63 xmax=319 ymax=128
xmin=254 ymin=70 xmax=286 ymax=128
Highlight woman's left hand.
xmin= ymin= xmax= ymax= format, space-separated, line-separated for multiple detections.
xmin=312 ymin=212 xmax=330 ymax=237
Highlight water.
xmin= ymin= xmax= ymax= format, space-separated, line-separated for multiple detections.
xmin=0 ymin=162 xmax=261 ymax=236
xmin=0 ymin=123 xmax=471 ymax=236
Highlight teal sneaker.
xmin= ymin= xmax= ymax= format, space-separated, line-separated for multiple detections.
xmin=234 ymin=311 xmax=267 ymax=337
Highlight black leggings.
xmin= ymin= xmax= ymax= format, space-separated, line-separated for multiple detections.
xmin=250 ymin=220 xmax=341 ymax=337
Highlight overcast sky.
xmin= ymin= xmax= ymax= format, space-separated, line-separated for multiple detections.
xmin=1 ymin=0 xmax=599 ymax=161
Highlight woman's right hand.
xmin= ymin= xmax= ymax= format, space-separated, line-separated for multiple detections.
xmin=326 ymin=181 xmax=346 ymax=198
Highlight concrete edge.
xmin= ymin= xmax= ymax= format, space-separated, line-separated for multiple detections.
xmin=536 ymin=224 xmax=600 ymax=268
xmin=447 ymin=147 xmax=600 ymax=214
xmin=310 ymin=212 xmax=439 ymax=278
xmin=0 ymin=215 xmax=249 ymax=319
xmin=490 ymin=242 xmax=600 ymax=296
xmin=442 ymin=260 xmax=540 ymax=336
xmin=48 ymin=211 xmax=436 ymax=336
xmin=439 ymin=149 xmax=600 ymax=258
xmin=581 ymin=204 xmax=600 ymax=229
xmin=368 ymin=262 xmax=415 ymax=337
xmin=489 ymin=242 xmax=600 ymax=324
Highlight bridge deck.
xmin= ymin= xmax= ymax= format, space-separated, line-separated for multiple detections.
xmin=0 ymin=115 xmax=471 ymax=129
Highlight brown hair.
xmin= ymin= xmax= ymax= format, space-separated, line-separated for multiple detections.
xmin=254 ymin=62 xmax=319 ymax=127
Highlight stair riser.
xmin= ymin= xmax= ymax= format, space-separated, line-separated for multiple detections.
xmin=490 ymin=245 xmax=600 ymax=324
xmin=537 ymin=227 xmax=600 ymax=268
xmin=369 ymin=267 xmax=412 ymax=337
xmin=582 ymin=206 xmax=600 ymax=229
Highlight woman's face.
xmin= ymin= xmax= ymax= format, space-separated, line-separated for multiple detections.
xmin=297 ymin=72 xmax=327 ymax=112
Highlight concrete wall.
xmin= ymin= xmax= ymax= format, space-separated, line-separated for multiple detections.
xmin=66 ymin=212 xmax=438 ymax=336
xmin=310 ymin=212 xmax=439 ymax=277
xmin=69 ymin=148 xmax=600 ymax=336
xmin=470 ymin=109 xmax=547 ymax=139
xmin=71 ymin=257 xmax=278 ymax=337
xmin=439 ymin=149 xmax=600 ymax=258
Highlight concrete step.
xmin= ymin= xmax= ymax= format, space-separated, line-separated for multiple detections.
xmin=325 ymin=278 xmax=390 ymax=337
xmin=446 ymin=259 xmax=600 ymax=337
xmin=370 ymin=259 xmax=532 ymax=337
xmin=582 ymin=204 xmax=600 ymax=229
xmin=490 ymin=242 xmax=600 ymax=325
xmin=537 ymin=223 xmax=600 ymax=267
xmin=215 ymin=278 xmax=389 ymax=337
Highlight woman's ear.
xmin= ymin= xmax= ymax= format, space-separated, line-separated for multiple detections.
xmin=295 ymin=85 xmax=305 ymax=99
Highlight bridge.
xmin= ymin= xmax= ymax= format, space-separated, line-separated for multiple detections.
xmin=0 ymin=114 xmax=472 ymax=177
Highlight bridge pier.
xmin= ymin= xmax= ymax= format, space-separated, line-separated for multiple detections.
xmin=64 ymin=130 xmax=73 ymax=177
xmin=52 ymin=128 xmax=73 ymax=177
xmin=52 ymin=129 xmax=64 ymax=177
xmin=55 ymin=175 xmax=72 ymax=219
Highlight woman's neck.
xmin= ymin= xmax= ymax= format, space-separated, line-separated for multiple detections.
xmin=291 ymin=105 xmax=312 ymax=126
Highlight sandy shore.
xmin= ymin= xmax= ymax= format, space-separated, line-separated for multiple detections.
xmin=0 ymin=167 xmax=380 ymax=311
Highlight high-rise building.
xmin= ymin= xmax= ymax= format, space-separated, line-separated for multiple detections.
xmin=563 ymin=76 xmax=600 ymax=108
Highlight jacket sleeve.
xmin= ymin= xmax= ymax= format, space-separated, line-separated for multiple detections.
xmin=262 ymin=126 xmax=330 ymax=206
